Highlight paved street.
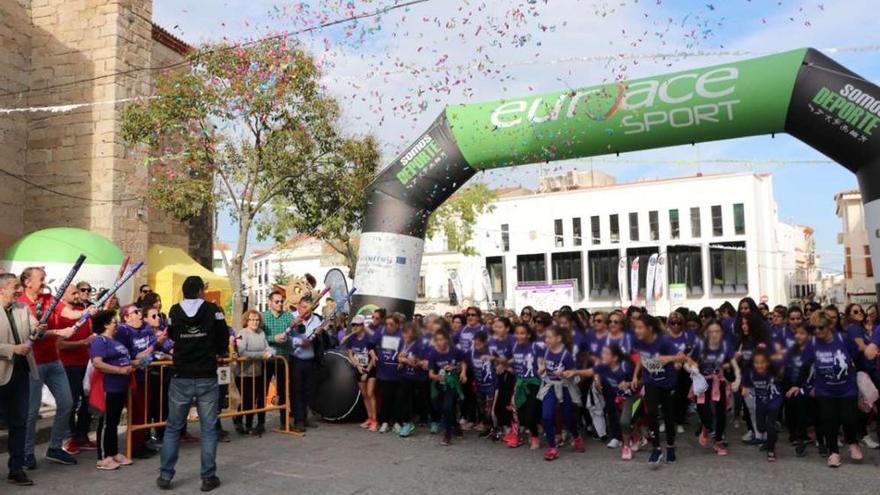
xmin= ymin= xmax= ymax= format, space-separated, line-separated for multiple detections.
xmin=17 ymin=419 xmax=880 ymax=495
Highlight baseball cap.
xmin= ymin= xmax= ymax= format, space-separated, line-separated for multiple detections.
xmin=351 ymin=315 xmax=366 ymax=325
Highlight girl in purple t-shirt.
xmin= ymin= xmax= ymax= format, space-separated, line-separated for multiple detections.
xmin=693 ymin=320 xmax=740 ymax=456
xmin=345 ymin=317 xmax=377 ymax=431
xmin=397 ymin=322 xmax=428 ymax=438
xmin=489 ymin=317 xmax=516 ymax=444
xmin=510 ymin=322 xmax=541 ymax=449
xmin=537 ymin=325 xmax=584 ymax=461
xmin=88 ymin=310 xmax=134 ymax=471
xmin=742 ymin=350 xmax=784 ymax=461
xmin=428 ymin=327 xmax=468 ymax=446
xmin=632 ymin=314 xmax=687 ymax=466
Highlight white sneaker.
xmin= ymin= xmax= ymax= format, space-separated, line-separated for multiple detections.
xmin=392 ymin=423 xmax=402 ymax=434
xmin=659 ymin=423 xmax=665 ymax=433
xmin=861 ymin=435 xmax=880 ymax=449
xmin=606 ymin=438 xmax=622 ymax=449
xmin=676 ymin=425 xmax=685 ymax=434
xmin=379 ymin=422 xmax=390 ymax=433
xmin=741 ymin=430 xmax=754 ymax=442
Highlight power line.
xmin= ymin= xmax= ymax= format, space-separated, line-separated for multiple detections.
xmin=0 ymin=168 xmax=143 ymax=204
xmin=0 ymin=0 xmax=432 ymax=100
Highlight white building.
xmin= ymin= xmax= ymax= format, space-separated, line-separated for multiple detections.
xmin=212 ymin=242 xmax=233 ymax=277
xmin=835 ymin=190 xmax=876 ymax=304
xmin=247 ymin=171 xmax=818 ymax=314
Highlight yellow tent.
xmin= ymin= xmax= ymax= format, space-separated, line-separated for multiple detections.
xmin=147 ymin=244 xmax=233 ymax=321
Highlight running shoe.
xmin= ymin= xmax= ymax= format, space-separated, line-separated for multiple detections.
xmin=379 ymin=422 xmax=390 ymax=433
xmin=699 ymin=428 xmax=710 ymax=447
xmin=543 ymin=447 xmax=559 ymax=461
xmin=713 ymin=442 xmax=729 ymax=456
xmin=62 ymin=439 xmax=80 ymax=455
xmin=78 ymin=440 xmax=98 ymax=451
xmin=392 ymin=423 xmax=402 ymax=434
xmin=767 ymin=451 xmax=776 ymax=462
xmin=849 ymin=443 xmax=864 ymax=461
xmin=113 ymin=454 xmax=133 ymax=466
xmin=399 ymin=423 xmax=416 ymax=438
xmin=606 ymin=438 xmax=622 ymax=449
xmin=530 ymin=435 xmax=540 ymax=450
xmin=95 ymin=458 xmax=120 ymax=471
xmin=676 ymin=425 xmax=685 ymax=434
xmin=46 ymin=448 xmax=77 ymax=465
xmin=621 ymin=446 xmax=633 ymax=461
xmin=827 ymin=453 xmax=841 ymax=468
xmin=648 ymin=448 xmax=664 ymax=467
xmin=665 ymin=446 xmax=677 ymax=464
xmin=741 ymin=430 xmax=754 ymax=442
xmin=360 ymin=420 xmax=371 ymax=429
xmin=368 ymin=420 xmax=379 ymax=432
xmin=861 ymin=435 xmax=878 ymax=449
xmin=440 ymin=434 xmax=451 ymax=446
xmin=460 ymin=421 xmax=475 ymax=431
xmin=505 ymin=434 xmax=521 ymax=448
xmin=573 ymin=437 xmax=585 ymax=453
xmin=429 ymin=422 xmax=440 ymax=434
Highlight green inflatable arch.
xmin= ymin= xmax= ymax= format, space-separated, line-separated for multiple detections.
xmin=353 ymin=48 xmax=880 ymax=316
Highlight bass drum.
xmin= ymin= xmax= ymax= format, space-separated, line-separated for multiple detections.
xmin=307 ymin=349 xmax=365 ymax=422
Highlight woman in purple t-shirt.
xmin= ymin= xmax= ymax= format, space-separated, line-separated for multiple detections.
xmin=88 ymin=310 xmax=134 ymax=471
xmin=345 ymin=316 xmax=377 ymax=431
xmin=537 ymin=325 xmax=584 ymax=461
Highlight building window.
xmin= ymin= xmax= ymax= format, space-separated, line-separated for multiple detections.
xmin=610 ymin=214 xmax=620 ymax=243
xmin=501 ymin=224 xmax=510 ymax=252
xmin=591 ymin=216 xmax=601 ymax=245
xmin=486 ymin=257 xmax=504 ymax=295
xmin=845 ymin=247 xmax=852 ymax=279
xmin=866 ymin=245 xmax=874 ymax=278
xmin=667 ymin=245 xmax=703 ymax=296
xmin=517 ymin=254 xmax=546 ymax=284
xmin=711 ymin=205 xmax=723 ymax=237
xmin=417 ymin=275 xmax=426 ymax=298
xmin=710 ymin=242 xmax=748 ymax=295
xmin=669 ymin=209 xmax=680 ymax=240
xmin=572 ymin=218 xmax=582 ymax=246
xmin=629 ymin=212 xmax=639 ymax=241
xmin=733 ymin=203 xmax=745 ymax=235
xmin=552 ymin=251 xmax=583 ymax=298
xmin=587 ymin=249 xmax=620 ymax=299
xmin=627 ymin=248 xmax=659 ymax=301
xmin=649 ymin=210 xmax=659 ymax=241
xmin=554 ymin=219 xmax=564 ymax=247
xmin=690 ymin=207 xmax=701 ymax=238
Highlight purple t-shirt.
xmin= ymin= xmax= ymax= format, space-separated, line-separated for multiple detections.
xmin=454 ymin=325 xmax=486 ymax=353
xmin=512 ymin=342 xmax=539 ymax=378
xmin=583 ymin=330 xmax=606 ymax=357
xmin=692 ymin=339 xmax=733 ymax=376
xmin=488 ymin=334 xmax=515 ymax=361
xmin=667 ymin=331 xmax=696 ymax=356
xmin=774 ymin=325 xmax=797 ymax=352
xmin=371 ymin=327 xmax=403 ymax=381
xmin=400 ymin=339 xmax=428 ymax=382
xmin=345 ymin=333 xmax=372 ymax=368
xmin=802 ymin=334 xmax=859 ymax=398
xmin=594 ymin=361 xmax=634 ymax=397
xmin=428 ymin=347 xmax=465 ymax=374
xmin=604 ymin=332 xmax=634 ymax=355
xmin=747 ymin=369 xmax=784 ymax=409
xmin=542 ymin=347 xmax=575 ymax=380
xmin=633 ymin=335 xmax=679 ymax=388
xmin=469 ymin=346 xmax=497 ymax=393
xmin=89 ymin=335 xmax=131 ymax=393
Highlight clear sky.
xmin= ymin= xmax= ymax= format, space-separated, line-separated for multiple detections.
xmin=154 ymin=0 xmax=880 ymax=274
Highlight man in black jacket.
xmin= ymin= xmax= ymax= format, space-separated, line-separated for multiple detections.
xmin=157 ymin=276 xmax=228 ymax=492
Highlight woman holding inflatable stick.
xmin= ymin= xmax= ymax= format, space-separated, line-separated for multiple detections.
xmin=70 ymin=261 xmax=145 ymax=333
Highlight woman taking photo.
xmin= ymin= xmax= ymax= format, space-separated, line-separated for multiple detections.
xmin=89 ymin=310 xmax=135 ymax=471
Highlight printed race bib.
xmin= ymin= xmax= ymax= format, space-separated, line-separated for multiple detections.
xmin=382 ymin=335 xmax=401 ymax=350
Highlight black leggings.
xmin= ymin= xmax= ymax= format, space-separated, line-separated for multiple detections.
xmin=816 ymin=395 xmax=858 ymax=454
xmin=602 ymin=387 xmax=623 ymax=441
xmin=696 ymin=381 xmax=727 ymax=442
xmin=377 ymin=379 xmax=402 ymax=425
xmin=399 ymin=380 xmax=420 ymax=424
xmin=755 ymin=405 xmax=781 ymax=452
xmin=785 ymin=393 xmax=809 ymax=443
xmin=234 ymin=374 xmax=266 ymax=428
xmin=673 ymin=369 xmax=692 ymax=425
xmin=494 ymin=373 xmax=515 ymax=428
xmin=433 ymin=386 xmax=459 ymax=436
xmin=96 ymin=391 xmax=126 ymax=460
xmin=516 ymin=382 xmax=541 ymax=437
xmin=644 ymin=383 xmax=676 ymax=448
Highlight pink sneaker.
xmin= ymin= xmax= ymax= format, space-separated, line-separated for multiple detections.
xmin=849 ymin=444 xmax=864 ymax=461
xmin=530 ymin=435 xmax=540 ymax=450
xmin=573 ymin=437 xmax=585 ymax=453
xmin=460 ymin=421 xmax=474 ymax=431
xmin=699 ymin=428 xmax=710 ymax=447
xmin=827 ymin=453 xmax=841 ymax=468
xmin=544 ymin=447 xmax=559 ymax=461
xmin=713 ymin=442 xmax=729 ymax=456
xmin=621 ymin=445 xmax=633 ymax=461
xmin=505 ymin=434 xmax=521 ymax=448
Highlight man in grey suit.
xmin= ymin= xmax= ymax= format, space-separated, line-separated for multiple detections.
xmin=0 ymin=273 xmax=41 ymax=486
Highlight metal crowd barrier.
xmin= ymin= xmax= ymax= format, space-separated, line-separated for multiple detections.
xmin=125 ymin=355 xmax=297 ymax=458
